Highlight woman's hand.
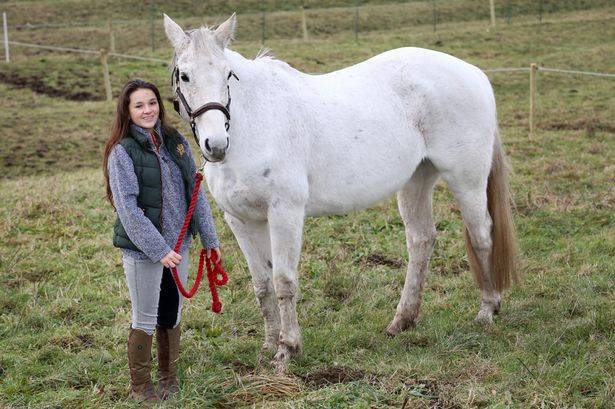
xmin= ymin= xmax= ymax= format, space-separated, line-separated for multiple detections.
xmin=161 ymin=250 xmax=182 ymax=268
xmin=207 ymin=247 xmax=221 ymax=261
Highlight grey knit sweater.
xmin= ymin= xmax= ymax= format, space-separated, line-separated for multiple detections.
xmin=108 ymin=120 xmax=220 ymax=262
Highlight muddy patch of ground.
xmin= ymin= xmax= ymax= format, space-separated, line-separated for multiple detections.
xmin=539 ymin=120 xmax=615 ymax=133
xmin=365 ymin=252 xmax=405 ymax=269
xmin=0 ymin=71 xmax=98 ymax=101
xmin=301 ymin=365 xmax=379 ymax=387
xmin=301 ymin=366 xmax=457 ymax=408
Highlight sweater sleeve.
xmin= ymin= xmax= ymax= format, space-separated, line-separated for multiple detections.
xmin=108 ymin=145 xmax=172 ymax=262
xmin=181 ymin=134 xmax=221 ymax=249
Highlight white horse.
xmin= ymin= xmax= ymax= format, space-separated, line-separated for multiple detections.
xmin=163 ymin=14 xmax=518 ymax=371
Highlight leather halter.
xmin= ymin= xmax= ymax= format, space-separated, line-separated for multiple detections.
xmin=171 ymin=66 xmax=239 ymax=148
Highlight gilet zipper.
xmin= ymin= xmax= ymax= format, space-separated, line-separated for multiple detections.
xmin=149 ymin=131 xmax=164 ymax=229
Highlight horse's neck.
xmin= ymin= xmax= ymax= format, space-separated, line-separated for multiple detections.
xmin=226 ymin=49 xmax=303 ymax=118
xmin=224 ymin=50 xmax=306 ymax=163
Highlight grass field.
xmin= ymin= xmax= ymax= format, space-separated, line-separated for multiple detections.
xmin=0 ymin=1 xmax=614 ymax=407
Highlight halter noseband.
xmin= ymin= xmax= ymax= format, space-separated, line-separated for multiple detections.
xmin=171 ymin=66 xmax=239 ymax=148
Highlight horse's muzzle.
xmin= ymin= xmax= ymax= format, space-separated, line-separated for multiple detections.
xmin=203 ymin=136 xmax=229 ymax=162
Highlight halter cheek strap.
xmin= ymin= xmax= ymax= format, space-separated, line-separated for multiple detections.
xmin=171 ymin=67 xmax=239 ymax=147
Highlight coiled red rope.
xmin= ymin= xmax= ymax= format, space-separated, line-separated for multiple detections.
xmin=170 ymin=172 xmax=228 ymax=313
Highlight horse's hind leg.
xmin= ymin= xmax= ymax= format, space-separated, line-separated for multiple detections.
xmin=440 ymin=167 xmax=501 ymax=324
xmin=224 ymin=213 xmax=280 ymax=356
xmin=386 ymin=160 xmax=439 ymax=336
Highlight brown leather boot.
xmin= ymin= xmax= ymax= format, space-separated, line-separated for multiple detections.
xmin=127 ymin=329 xmax=158 ymax=402
xmin=156 ymin=325 xmax=181 ymax=400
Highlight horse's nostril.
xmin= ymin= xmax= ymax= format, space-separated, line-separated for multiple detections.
xmin=205 ymin=139 xmax=212 ymax=152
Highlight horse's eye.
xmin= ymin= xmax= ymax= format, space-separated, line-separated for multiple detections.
xmin=180 ymin=73 xmax=189 ymax=82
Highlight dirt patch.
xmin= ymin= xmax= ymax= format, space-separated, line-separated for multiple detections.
xmin=399 ymin=378 xmax=460 ymax=409
xmin=365 ymin=252 xmax=405 ymax=269
xmin=76 ymin=334 xmax=94 ymax=348
xmin=230 ymin=360 xmax=255 ymax=374
xmin=301 ymin=367 xmax=457 ymax=407
xmin=0 ymin=71 xmax=99 ymax=101
xmin=539 ymin=120 xmax=615 ymax=133
xmin=301 ymin=365 xmax=378 ymax=387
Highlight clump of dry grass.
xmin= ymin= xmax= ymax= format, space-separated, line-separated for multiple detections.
xmin=220 ymin=373 xmax=303 ymax=406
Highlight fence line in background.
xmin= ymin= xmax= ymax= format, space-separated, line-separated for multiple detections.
xmin=1 ymin=4 xmax=608 ymax=55
xmin=0 ymin=1 xmax=500 ymax=31
xmin=7 ymin=40 xmax=167 ymax=62
xmin=3 ymin=39 xmax=615 ymax=138
xmin=107 ymin=52 xmax=165 ymax=63
xmin=7 ymin=40 xmax=99 ymax=55
xmin=539 ymin=67 xmax=615 ymax=78
xmin=4 ymin=0 xmax=569 ymax=47
xmin=483 ymin=67 xmax=529 ymax=73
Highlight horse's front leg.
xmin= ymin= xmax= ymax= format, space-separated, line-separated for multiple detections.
xmin=224 ymin=213 xmax=280 ymax=357
xmin=268 ymin=204 xmax=305 ymax=373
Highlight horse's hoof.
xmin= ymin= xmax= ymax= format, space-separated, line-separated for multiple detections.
xmin=272 ymin=348 xmax=290 ymax=375
xmin=257 ymin=350 xmax=273 ymax=369
xmin=271 ymin=343 xmax=300 ymax=375
xmin=273 ymin=359 xmax=287 ymax=375
xmin=474 ymin=309 xmax=494 ymax=325
xmin=385 ymin=315 xmax=416 ymax=337
xmin=261 ymin=339 xmax=278 ymax=354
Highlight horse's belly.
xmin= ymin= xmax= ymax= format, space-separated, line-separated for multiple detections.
xmin=306 ymin=138 xmax=423 ymax=216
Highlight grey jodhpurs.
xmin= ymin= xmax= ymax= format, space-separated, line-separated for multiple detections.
xmin=122 ymin=249 xmax=189 ymax=335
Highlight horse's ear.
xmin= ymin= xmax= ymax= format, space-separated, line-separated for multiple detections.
xmin=163 ymin=14 xmax=187 ymax=49
xmin=214 ymin=13 xmax=236 ymax=49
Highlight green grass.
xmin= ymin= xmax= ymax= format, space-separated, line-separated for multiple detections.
xmin=0 ymin=2 xmax=614 ymax=408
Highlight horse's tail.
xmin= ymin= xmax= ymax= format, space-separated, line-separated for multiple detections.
xmin=465 ymin=129 xmax=519 ymax=292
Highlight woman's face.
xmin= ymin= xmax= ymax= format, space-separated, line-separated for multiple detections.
xmin=128 ymin=88 xmax=159 ymax=130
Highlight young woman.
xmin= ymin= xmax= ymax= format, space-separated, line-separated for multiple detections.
xmin=103 ymin=79 xmax=220 ymax=401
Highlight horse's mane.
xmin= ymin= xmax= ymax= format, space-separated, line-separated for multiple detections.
xmin=254 ymin=47 xmax=275 ymax=61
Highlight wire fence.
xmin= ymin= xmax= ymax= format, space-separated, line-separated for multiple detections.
xmin=1 ymin=3 xmax=614 ymax=137
xmin=3 ymin=0 xmax=612 ymax=53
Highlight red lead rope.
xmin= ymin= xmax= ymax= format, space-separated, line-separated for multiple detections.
xmin=170 ymin=172 xmax=228 ymax=313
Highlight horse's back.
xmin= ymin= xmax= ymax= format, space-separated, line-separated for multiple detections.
xmin=312 ymin=46 xmax=496 ymax=137
xmin=340 ymin=47 xmax=498 ymax=160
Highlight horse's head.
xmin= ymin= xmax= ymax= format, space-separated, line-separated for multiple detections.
xmin=164 ymin=14 xmax=236 ymax=162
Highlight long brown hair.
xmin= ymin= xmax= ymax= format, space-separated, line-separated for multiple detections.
xmin=102 ymin=79 xmax=167 ymax=210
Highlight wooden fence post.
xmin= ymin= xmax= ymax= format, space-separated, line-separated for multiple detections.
xmin=301 ymin=6 xmax=309 ymax=41
xmin=107 ymin=20 xmax=116 ymax=53
xmin=489 ymin=0 xmax=496 ymax=28
xmin=529 ymin=63 xmax=538 ymax=138
xmin=100 ymin=48 xmax=112 ymax=102
xmin=2 ymin=12 xmax=9 ymax=63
